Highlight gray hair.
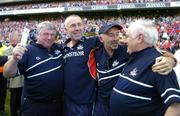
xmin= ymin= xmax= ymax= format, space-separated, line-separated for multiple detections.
xmin=128 ymin=19 xmax=158 ymax=46
xmin=36 ymin=21 xmax=56 ymax=35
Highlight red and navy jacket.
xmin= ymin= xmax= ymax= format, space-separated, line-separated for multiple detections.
xmin=95 ymin=44 xmax=129 ymax=105
xmin=110 ymin=47 xmax=180 ymax=116
xmin=18 ymin=43 xmax=64 ymax=102
xmin=0 ymin=56 xmax=8 ymax=78
xmin=63 ymin=36 xmax=100 ymax=104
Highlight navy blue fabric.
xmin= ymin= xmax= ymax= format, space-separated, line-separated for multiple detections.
xmin=0 ymin=56 xmax=8 ymax=79
xmin=95 ymin=45 xmax=128 ymax=104
xmin=0 ymin=56 xmax=8 ymax=111
xmin=110 ymin=47 xmax=180 ymax=116
xmin=0 ymin=56 xmax=8 ymax=66
xmin=18 ymin=43 xmax=63 ymax=102
xmin=64 ymin=97 xmax=93 ymax=116
xmin=63 ymin=36 xmax=100 ymax=104
xmin=94 ymin=45 xmax=129 ymax=116
xmin=21 ymin=97 xmax=62 ymax=116
xmin=93 ymin=100 xmax=109 ymax=116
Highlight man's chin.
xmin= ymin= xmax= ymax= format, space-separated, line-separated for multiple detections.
xmin=112 ymin=45 xmax=118 ymax=49
xmin=127 ymin=50 xmax=131 ymax=54
xmin=73 ymin=36 xmax=81 ymax=40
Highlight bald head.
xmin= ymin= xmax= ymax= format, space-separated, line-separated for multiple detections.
xmin=64 ymin=15 xmax=84 ymax=41
xmin=64 ymin=15 xmax=83 ymax=29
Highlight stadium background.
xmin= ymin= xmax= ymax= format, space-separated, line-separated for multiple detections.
xmin=0 ymin=0 xmax=179 ymax=115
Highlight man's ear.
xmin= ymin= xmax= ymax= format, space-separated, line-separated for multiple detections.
xmin=138 ymin=34 xmax=144 ymax=43
xmin=99 ymin=36 xmax=104 ymax=43
xmin=65 ymin=28 xmax=68 ymax=33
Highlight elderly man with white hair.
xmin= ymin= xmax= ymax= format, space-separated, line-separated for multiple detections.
xmin=110 ymin=19 xmax=180 ymax=116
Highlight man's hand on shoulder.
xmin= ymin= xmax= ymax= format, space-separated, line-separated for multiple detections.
xmin=152 ymin=55 xmax=176 ymax=75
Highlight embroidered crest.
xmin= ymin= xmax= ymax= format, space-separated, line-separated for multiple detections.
xmin=112 ymin=60 xmax=119 ymax=67
xmin=54 ymin=49 xmax=61 ymax=55
xmin=77 ymin=44 xmax=83 ymax=50
xmin=129 ymin=68 xmax=138 ymax=77
xmin=36 ymin=56 xmax=41 ymax=61
xmin=97 ymin=63 xmax=99 ymax=67
xmin=64 ymin=48 xmax=67 ymax=53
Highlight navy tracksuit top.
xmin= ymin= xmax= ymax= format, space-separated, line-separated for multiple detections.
xmin=95 ymin=45 xmax=129 ymax=105
xmin=63 ymin=36 xmax=100 ymax=104
xmin=110 ymin=47 xmax=180 ymax=116
xmin=18 ymin=43 xmax=64 ymax=102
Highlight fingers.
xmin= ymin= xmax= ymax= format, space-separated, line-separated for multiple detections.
xmin=155 ymin=69 xmax=172 ymax=75
xmin=152 ymin=57 xmax=167 ymax=70
xmin=153 ymin=66 xmax=171 ymax=74
xmin=152 ymin=64 xmax=170 ymax=72
xmin=152 ymin=56 xmax=172 ymax=75
xmin=155 ymin=56 xmax=164 ymax=64
xmin=166 ymin=56 xmax=176 ymax=68
xmin=12 ymin=44 xmax=27 ymax=60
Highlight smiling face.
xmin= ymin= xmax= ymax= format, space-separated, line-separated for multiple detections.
xmin=65 ymin=15 xmax=84 ymax=41
xmin=36 ymin=22 xmax=57 ymax=50
xmin=126 ymin=29 xmax=144 ymax=54
xmin=101 ymin=27 xmax=120 ymax=51
xmin=37 ymin=28 xmax=56 ymax=49
xmin=125 ymin=19 xmax=158 ymax=54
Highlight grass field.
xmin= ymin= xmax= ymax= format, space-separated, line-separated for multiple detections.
xmin=5 ymin=89 xmax=10 ymax=116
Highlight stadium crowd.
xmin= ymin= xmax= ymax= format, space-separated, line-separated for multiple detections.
xmin=0 ymin=0 xmax=179 ymax=11
xmin=0 ymin=15 xmax=179 ymax=52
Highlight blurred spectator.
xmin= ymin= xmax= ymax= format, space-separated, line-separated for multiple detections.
xmin=0 ymin=6 xmax=179 ymax=51
xmin=4 ymin=30 xmax=24 ymax=116
xmin=28 ymin=29 xmax=37 ymax=44
xmin=0 ymin=0 xmax=179 ymax=12
xmin=0 ymin=42 xmax=8 ymax=116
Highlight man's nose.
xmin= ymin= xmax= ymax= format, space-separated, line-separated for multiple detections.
xmin=123 ymin=39 xmax=128 ymax=44
xmin=112 ymin=35 xmax=118 ymax=40
xmin=47 ymin=34 xmax=55 ymax=39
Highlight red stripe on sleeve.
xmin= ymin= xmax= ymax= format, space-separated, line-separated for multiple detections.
xmin=88 ymin=49 xmax=97 ymax=80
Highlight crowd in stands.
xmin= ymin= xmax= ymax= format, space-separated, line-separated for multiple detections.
xmin=0 ymin=0 xmax=179 ymax=11
xmin=0 ymin=14 xmax=179 ymax=53
xmin=0 ymin=1 xmax=179 ymax=52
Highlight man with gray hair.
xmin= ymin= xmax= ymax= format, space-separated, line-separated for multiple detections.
xmin=3 ymin=21 xmax=64 ymax=116
xmin=110 ymin=19 xmax=180 ymax=116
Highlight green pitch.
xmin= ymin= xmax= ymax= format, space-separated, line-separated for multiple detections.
xmin=5 ymin=89 xmax=10 ymax=116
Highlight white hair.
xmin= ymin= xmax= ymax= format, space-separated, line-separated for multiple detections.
xmin=128 ymin=19 xmax=158 ymax=46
